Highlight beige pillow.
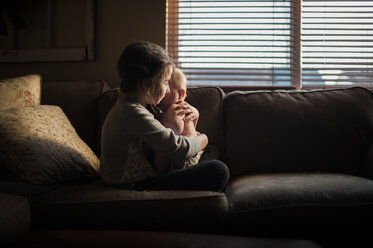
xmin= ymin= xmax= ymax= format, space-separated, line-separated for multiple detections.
xmin=0 ymin=74 xmax=41 ymax=111
xmin=0 ymin=105 xmax=100 ymax=184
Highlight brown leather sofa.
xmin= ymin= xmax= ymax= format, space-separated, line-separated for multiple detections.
xmin=1 ymin=80 xmax=373 ymax=247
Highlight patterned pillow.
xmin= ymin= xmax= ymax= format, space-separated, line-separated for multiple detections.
xmin=0 ymin=74 xmax=41 ymax=111
xmin=0 ymin=105 xmax=100 ymax=184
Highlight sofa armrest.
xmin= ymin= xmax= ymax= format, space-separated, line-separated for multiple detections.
xmin=363 ymin=145 xmax=373 ymax=179
xmin=0 ymin=192 xmax=30 ymax=246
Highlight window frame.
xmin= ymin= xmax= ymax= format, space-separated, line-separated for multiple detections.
xmin=0 ymin=0 xmax=95 ymax=63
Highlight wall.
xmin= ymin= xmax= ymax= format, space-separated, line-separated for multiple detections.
xmin=0 ymin=0 xmax=166 ymax=88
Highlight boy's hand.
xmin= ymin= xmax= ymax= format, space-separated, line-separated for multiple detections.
xmin=179 ymin=101 xmax=199 ymax=125
xmin=161 ymin=103 xmax=184 ymax=124
xmin=160 ymin=103 xmax=185 ymax=134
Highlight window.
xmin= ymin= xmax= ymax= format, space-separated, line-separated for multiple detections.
xmin=166 ymin=0 xmax=373 ymax=89
xmin=301 ymin=0 xmax=373 ymax=87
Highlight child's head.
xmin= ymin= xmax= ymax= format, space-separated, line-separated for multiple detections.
xmin=117 ymin=41 xmax=174 ymax=105
xmin=159 ymin=68 xmax=187 ymax=111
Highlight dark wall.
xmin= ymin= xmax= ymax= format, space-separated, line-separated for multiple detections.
xmin=0 ymin=0 xmax=166 ymax=88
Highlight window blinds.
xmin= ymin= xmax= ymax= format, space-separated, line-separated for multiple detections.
xmin=166 ymin=0 xmax=295 ymax=86
xmin=301 ymin=0 xmax=373 ymax=86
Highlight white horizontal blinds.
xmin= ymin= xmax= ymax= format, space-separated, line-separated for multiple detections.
xmin=301 ymin=0 xmax=373 ymax=86
xmin=167 ymin=0 xmax=295 ymax=86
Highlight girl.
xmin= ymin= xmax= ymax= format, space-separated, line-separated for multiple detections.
xmin=100 ymin=41 xmax=229 ymax=192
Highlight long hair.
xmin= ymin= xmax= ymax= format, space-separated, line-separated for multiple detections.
xmin=118 ymin=41 xmax=174 ymax=105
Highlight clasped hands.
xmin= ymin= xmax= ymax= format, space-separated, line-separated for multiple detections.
xmin=161 ymin=100 xmax=199 ymax=126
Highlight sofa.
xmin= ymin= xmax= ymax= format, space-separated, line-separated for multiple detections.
xmin=1 ymin=75 xmax=372 ymax=247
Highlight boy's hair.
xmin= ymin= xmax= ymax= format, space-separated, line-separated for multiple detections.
xmin=171 ymin=68 xmax=187 ymax=91
xmin=118 ymin=41 xmax=174 ymax=104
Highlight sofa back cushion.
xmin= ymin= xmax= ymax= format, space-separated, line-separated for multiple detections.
xmin=186 ymin=87 xmax=225 ymax=154
xmin=97 ymin=87 xmax=225 ymax=156
xmin=223 ymin=87 xmax=373 ymax=177
xmin=41 ymin=81 xmax=105 ymax=155
xmin=0 ymin=74 xmax=41 ymax=111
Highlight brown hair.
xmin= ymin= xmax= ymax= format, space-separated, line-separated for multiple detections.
xmin=117 ymin=41 xmax=174 ymax=105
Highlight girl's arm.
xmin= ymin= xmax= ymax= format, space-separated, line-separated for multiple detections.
xmin=124 ymin=103 xmax=202 ymax=162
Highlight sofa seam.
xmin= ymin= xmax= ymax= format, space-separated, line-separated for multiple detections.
xmin=1 ymin=197 xmax=30 ymax=220
xmin=228 ymin=201 xmax=373 ymax=214
xmin=34 ymin=194 xmax=227 ymax=207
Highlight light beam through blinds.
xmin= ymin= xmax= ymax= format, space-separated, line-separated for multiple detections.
xmin=166 ymin=0 xmax=295 ymax=86
xmin=301 ymin=0 xmax=373 ymax=86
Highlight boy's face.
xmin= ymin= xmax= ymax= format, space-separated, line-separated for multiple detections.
xmin=159 ymin=70 xmax=187 ymax=110
xmin=159 ymin=81 xmax=179 ymax=110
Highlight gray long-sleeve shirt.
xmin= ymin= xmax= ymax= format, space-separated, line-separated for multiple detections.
xmin=100 ymin=94 xmax=200 ymax=185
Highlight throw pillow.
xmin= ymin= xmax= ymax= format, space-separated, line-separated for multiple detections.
xmin=0 ymin=105 xmax=100 ymax=184
xmin=0 ymin=74 xmax=41 ymax=111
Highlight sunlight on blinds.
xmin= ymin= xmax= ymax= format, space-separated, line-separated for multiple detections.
xmin=301 ymin=0 xmax=373 ymax=86
xmin=167 ymin=0 xmax=295 ymax=86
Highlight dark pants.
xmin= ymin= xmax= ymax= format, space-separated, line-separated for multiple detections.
xmin=134 ymin=160 xmax=230 ymax=192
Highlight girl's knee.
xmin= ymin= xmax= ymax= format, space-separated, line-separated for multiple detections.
xmin=207 ymin=160 xmax=230 ymax=183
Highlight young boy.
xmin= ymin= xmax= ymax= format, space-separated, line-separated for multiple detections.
xmin=157 ymin=68 xmax=204 ymax=171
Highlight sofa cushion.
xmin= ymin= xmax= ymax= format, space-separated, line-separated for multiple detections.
xmin=41 ymin=80 xmax=106 ymax=155
xmin=223 ymin=87 xmax=373 ymax=176
xmin=0 ymin=171 xmax=97 ymax=205
xmin=20 ymin=230 xmax=321 ymax=248
xmin=226 ymin=173 xmax=373 ymax=235
xmin=97 ymin=87 xmax=225 ymax=156
xmin=0 ymin=105 xmax=99 ymax=184
xmin=32 ymin=183 xmax=228 ymax=232
xmin=0 ymin=192 xmax=30 ymax=246
xmin=0 ymin=74 xmax=41 ymax=111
